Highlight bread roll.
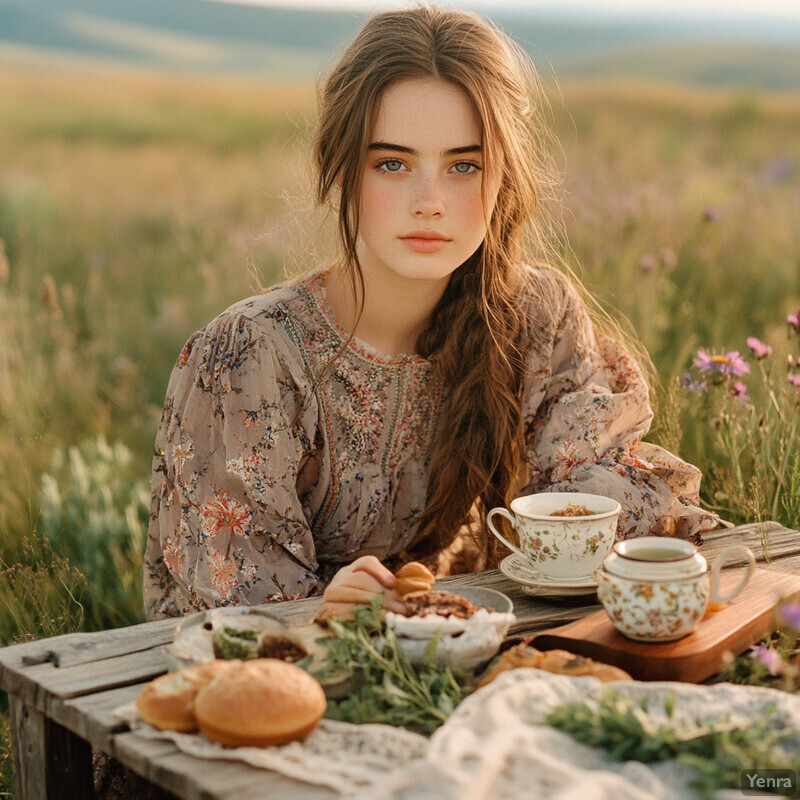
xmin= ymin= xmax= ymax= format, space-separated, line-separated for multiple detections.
xmin=194 ymin=659 xmax=327 ymax=747
xmin=394 ymin=561 xmax=435 ymax=598
xmin=136 ymin=660 xmax=236 ymax=732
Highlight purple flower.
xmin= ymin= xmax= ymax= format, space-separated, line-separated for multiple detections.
xmin=778 ymin=602 xmax=800 ymax=631
xmin=693 ymin=349 xmax=750 ymax=377
xmin=638 ymin=253 xmax=657 ymax=273
xmin=788 ymin=309 xmax=800 ymax=330
xmin=750 ymin=644 xmax=784 ymax=676
xmin=788 ymin=373 xmax=800 ymax=388
xmin=731 ymin=381 xmax=749 ymax=402
xmin=702 ymin=206 xmax=722 ymax=223
xmin=681 ymin=372 xmax=707 ymax=394
xmin=746 ymin=336 xmax=772 ymax=359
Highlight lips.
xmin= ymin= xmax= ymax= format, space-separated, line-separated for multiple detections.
xmin=399 ymin=230 xmax=451 ymax=254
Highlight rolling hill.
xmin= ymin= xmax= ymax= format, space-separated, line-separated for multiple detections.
xmin=1 ymin=0 xmax=800 ymax=89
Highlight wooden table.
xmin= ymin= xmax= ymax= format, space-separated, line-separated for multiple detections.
xmin=1 ymin=522 xmax=799 ymax=800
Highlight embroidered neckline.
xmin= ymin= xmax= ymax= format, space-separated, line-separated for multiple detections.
xmin=303 ymin=271 xmax=430 ymax=367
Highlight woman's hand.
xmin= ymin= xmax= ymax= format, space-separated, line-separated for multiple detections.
xmin=316 ymin=556 xmax=406 ymax=621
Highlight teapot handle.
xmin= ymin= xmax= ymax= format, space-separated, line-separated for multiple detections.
xmin=710 ymin=545 xmax=756 ymax=604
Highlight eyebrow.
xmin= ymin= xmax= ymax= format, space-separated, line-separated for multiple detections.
xmin=368 ymin=142 xmax=482 ymax=157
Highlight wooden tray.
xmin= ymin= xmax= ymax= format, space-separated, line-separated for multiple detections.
xmin=526 ymin=566 xmax=800 ymax=682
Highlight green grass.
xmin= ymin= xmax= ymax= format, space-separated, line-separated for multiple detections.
xmin=0 ymin=66 xmax=799 ymax=795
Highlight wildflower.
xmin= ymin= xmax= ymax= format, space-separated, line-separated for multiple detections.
xmin=750 ymin=644 xmax=784 ymax=676
xmin=745 ymin=336 xmax=772 ymax=359
xmin=681 ymin=372 xmax=707 ymax=394
xmin=693 ymin=349 xmax=750 ymax=377
xmin=731 ymin=381 xmax=749 ymax=402
xmin=638 ymin=253 xmax=657 ymax=273
xmin=788 ymin=373 xmax=800 ymax=388
xmin=660 ymin=247 xmax=678 ymax=270
xmin=789 ymin=309 xmax=800 ymax=332
xmin=702 ymin=205 xmax=722 ymax=223
xmin=761 ymin=155 xmax=796 ymax=185
xmin=778 ymin=602 xmax=800 ymax=631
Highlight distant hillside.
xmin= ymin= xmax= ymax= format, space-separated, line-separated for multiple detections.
xmin=2 ymin=0 xmax=800 ymax=90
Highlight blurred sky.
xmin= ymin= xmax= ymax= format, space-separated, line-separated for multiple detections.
xmin=208 ymin=0 xmax=800 ymax=20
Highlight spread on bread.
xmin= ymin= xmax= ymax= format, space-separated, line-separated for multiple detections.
xmin=137 ymin=658 xmax=327 ymax=746
xmin=478 ymin=641 xmax=632 ymax=687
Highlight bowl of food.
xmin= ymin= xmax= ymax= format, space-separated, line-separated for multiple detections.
xmin=165 ymin=606 xmax=351 ymax=698
xmin=385 ymin=584 xmax=515 ymax=672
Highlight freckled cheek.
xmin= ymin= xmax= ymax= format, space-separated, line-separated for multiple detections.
xmin=360 ymin=180 xmax=403 ymax=233
xmin=453 ymin=188 xmax=490 ymax=236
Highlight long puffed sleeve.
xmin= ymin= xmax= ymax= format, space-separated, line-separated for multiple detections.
xmin=518 ymin=270 xmax=719 ymax=541
xmin=144 ymin=310 xmax=323 ymax=620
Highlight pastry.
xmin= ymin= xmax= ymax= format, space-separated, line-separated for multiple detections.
xmin=477 ymin=642 xmax=632 ymax=687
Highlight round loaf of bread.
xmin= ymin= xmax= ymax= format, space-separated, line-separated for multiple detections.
xmin=394 ymin=561 xmax=435 ymax=598
xmin=194 ymin=659 xmax=327 ymax=747
xmin=136 ymin=660 xmax=237 ymax=732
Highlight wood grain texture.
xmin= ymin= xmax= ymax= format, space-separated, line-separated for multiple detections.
xmin=112 ymin=732 xmax=338 ymax=800
xmin=527 ymin=566 xmax=800 ymax=682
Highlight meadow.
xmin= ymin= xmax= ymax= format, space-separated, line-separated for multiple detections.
xmin=0 ymin=65 xmax=799 ymax=792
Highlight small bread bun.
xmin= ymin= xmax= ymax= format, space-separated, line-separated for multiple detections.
xmin=394 ymin=562 xmax=435 ymax=598
xmin=136 ymin=660 xmax=237 ymax=732
xmin=194 ymin=659 xmax=327 ymax=747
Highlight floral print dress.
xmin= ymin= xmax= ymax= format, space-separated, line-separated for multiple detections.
xmin=144 ymin=268 xmax=718 ymax=620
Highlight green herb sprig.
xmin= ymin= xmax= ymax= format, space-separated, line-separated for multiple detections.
xmin=312 ymin=598 xmax=473 ymax=735
xmin=546 ymin=689 xmax=797 ymax=798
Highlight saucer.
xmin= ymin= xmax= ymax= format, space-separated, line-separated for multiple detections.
xmin=500 ymin=555 xmax=598 ymax=597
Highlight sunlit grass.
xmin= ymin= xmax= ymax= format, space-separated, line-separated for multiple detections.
xmin=0 ymin=63 xmax=799 ymax=797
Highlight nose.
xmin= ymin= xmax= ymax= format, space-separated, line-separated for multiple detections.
xmin=411 ymin=175 xmax=444 ymax=218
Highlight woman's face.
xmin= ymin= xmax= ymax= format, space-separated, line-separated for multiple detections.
xmin=357 ymin=77 xmax=498 ymax=290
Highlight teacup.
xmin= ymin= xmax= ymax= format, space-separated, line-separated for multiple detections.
xmin=486 ymin=492 xmax=621 ymax=581
xmin=596 ymin=536 xmax=756 ymax=642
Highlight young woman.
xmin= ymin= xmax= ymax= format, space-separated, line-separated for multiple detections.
xmin=143 ymin=5 xmax=719 ymax=622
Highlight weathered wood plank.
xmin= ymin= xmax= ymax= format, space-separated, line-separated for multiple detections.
xmin=57 ymin=683 xmax=143 ymax=750
xmin=9 ymin=616 xmax=178 ymax=668
xmin=111 ymin=732 xmax=338 ymax=800
xmin=0 ymin=646 xmax=169 ymax=712
xmin=9 ymin=694 xmax=48 ymax=800
xmin=702 ymin=522 xmax=799 ymax=562
xmin=8 ymin=694 xmax=95 ymax=800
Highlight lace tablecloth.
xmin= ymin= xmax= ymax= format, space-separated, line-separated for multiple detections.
xmin=118 ymin=670 xmax=800 ymax=799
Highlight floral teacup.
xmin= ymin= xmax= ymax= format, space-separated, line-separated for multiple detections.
xmin=486 ymin=492 xmax=621 ymax=581
xmin=596 ymin=536 xmax=756 ymax=642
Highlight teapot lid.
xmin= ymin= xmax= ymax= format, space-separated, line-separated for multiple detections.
xmin=604 ymin=536 xmax=707 ymax=579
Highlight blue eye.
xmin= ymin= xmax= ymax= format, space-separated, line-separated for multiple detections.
xmin=379 ymin=160 xmax=404 ymax=172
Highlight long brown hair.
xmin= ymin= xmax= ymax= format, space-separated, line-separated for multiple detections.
xmin=314 ymin=6 xmax=570 ymax=564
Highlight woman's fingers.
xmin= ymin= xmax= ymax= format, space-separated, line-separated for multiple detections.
xmin=323 ymin=572 xmax=386 ymax=603
xmin=323 ymin=586 xmax=386 ymax=606
xmin=381 ymin=588 xmax=407 ymax=614
xmin=349 ymin=555 xmax=396 ymax=589
xmin=318 ymin=557 xmax=404 ymax=617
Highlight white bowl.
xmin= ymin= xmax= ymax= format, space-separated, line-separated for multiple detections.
xmin=385 ymin=586 xmax=515 ymax=672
